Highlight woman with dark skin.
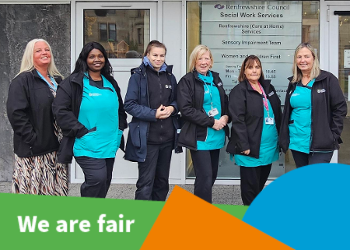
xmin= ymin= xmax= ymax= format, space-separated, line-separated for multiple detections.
xmin=53 ymin=42 xmax=127 ymax=198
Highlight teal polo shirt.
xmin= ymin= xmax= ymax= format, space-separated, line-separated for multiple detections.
xmin=73 ymin=74 xmax=122 ymax=158
xmin=234 ymin=99 xmax=279 ymax=167
xmin=289 ymin=79 xmax=315 ymax=154
xmin=197 ymin=72 xmax=225 ymax=150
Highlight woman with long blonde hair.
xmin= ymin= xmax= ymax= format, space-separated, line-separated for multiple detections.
xmin=7 ymin=38 xmax=68 ymax=195
xmin=279 ymin=43 xmax=347 ymax=167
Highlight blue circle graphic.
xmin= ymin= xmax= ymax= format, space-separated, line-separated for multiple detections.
xmin=243 ymin=163 xmax=350 ymax=249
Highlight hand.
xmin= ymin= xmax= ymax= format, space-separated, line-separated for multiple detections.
xmin=218 ymin=115 xmax=229 ymax=126
xmin=156 ymin=105 xmax=166 ymax=119
xmin=212 ymin=119 xmax=225 ymax=130
xmin=242 ymin=149 xmax=250 ymax=155
xmin=165 ymin=106 xmax=174 ymax=115
xmin=156 ymin=105 xmax=173 ymax=119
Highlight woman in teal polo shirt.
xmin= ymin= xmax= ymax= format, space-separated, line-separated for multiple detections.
xmin=227 ymin=55 xmax=282 ymax=205
xmin=178 ymin=45 xmax=229 ymax=203
xmin=279 ymin=43 xmax=347 ymax=168
xmin=53 ymin=42 xmax=127 ymax=198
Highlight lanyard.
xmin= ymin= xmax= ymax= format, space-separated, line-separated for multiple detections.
xmin=204 ymin=82 xmax=214 ymax=109
xmin=250 ymin=82 xmax=270 ymax=117
xmin=37 ymin=70 xmax=57 ymax=91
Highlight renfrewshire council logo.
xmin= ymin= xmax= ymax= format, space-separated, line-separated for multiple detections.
xmin=214 ymin=4 xmax=225 ymax=9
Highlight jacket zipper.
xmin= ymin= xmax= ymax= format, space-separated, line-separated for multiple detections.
xmin=144 ymin=71 xmax=151 ymax=138
xmin=158 ymin=71 xmax=163 ymax=143
xmin=204 ymin=110 xmax=209 ymax=142
xmin=310 ymin=82 xmax=314 ymax=151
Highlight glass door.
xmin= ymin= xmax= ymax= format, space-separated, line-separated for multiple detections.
xmin=75 ymin=2 xmax=157 ymax=69
xmin=329 ymin=6 xmax=350 ymax=165
xmin=72 ymin=2 xmax=157 ymax=183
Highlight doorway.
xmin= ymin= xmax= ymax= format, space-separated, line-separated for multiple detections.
xmin=329 ymin=6 xmax=350 ymax=165
xmin=72 ymin=2 xmax=157 ymax=183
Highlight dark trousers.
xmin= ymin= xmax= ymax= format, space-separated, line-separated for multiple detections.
xmin=135 ymin=141 xmax=173 ymax=201
xmin=240 ymin=164 xmax=271 ymax=206
xmin=291 ymin=150 xmax=333 ymax=168
xmin=190 ymin=149 xmax=220 ymax=203
xmin=75 ymin=156 xmax=115 ymax=198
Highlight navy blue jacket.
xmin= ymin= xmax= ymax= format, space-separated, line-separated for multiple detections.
xmin=124 ymin=63 xmax=181 ymax=162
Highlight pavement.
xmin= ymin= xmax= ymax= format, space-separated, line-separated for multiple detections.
xmin=0 ymin=182 xmax=244 ymax=205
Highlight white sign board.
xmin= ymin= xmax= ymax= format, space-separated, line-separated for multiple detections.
xmin=344 ymin=50 xmax=350 ymax=69
xmin=201 ymin=1 xmax=302 ymax=103
xmin=348 ymin=75 xmax=350 ymax=101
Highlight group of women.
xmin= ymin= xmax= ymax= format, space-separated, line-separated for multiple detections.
xmin=6 ymin=39 xmax=347 ymax=205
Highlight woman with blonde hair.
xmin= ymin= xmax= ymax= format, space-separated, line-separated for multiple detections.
xmin=7 ymin=38 xmax=68 ymax=195
xmin=177 ymin=45 xmax=229 ymax=203
xmin=279 ymin=43 xmax=347 ymax=167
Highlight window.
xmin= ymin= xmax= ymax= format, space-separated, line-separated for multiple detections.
xmin=99 ymin=23 xmax=116 ymax=42
xmin=108 ymin=23 xmax=116 ymax=41
xmin=186 ymin=1 xmax=320 ymax=179
xmin=137 ymin=28 xmax=142 ymax=44
xmin=99 ymin=23 xmax=107 ymax=41
xmin=84 ymin=9 xmax=150 ymax=58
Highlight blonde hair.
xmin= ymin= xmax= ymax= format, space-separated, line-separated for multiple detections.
xmin=188 ymin=45 xmax=213 ymax=72
xmin=18 ymin=38 xmax=62 ymax=77
xmin=291 ymin=43 xmax=320 ymax=83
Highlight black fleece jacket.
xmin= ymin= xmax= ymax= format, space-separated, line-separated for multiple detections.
xmin=226 ymin=79 xmax=282 ymax=158
xmin=177 ymin=70 xmax=229 ymax=150
xmin=7 ymin=69 xmax=62 ymax=157
xmin=279 ymin=70 xmax=347 ymax=153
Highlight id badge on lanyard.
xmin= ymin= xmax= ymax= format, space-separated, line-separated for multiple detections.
xmin=205 ymin=82 xmax=219 ymax=117
xmin=256 ymin=83 xmax=274 ymax=125
xmin=208 ymin=108 xmax=219 ymax=117
xmin=265 ymin=117 xmax=274 ymax=125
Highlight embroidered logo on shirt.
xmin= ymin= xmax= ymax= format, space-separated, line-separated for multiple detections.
xmin=89 ymin=93 xmax=102 ymax=96
xmin=268 ymin=91 xmax=274 ymax=97
xmin=317 ymin=89 xmax=326 ymax=93
xmin=292 ymin=93 xmax=300 ymax=97
xmin=217 ymin=82 xmax=223 ymax=86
